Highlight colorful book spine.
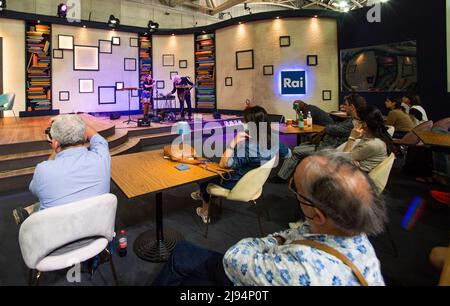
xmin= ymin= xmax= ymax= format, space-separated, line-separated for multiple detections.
xmin=195 ymin=33 xmax=216 ymax=109
xmin=26 ymin=23 xmax=52 ymax=111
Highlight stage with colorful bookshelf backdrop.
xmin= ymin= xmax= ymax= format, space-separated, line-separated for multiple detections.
xmin=139 ymin=35 xmax=152 ymax=106
xmin=25 ymin=22 xmax=52 ymax=112
xmin=195 ymin=33 xmax=216 ymax=110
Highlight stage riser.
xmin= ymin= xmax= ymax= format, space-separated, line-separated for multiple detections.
xmin=0 ymin=155 xmax=49 ymax=172
xmin=127 ymin=126 xmax=173 ymax=138
xmin=0 ymin=141 xmax=49 ymax=156
xmin=0 ymin=173 xmax=33 ymax=194
xmin=108 ymin=134 xmax=129 ymax=150
xmin=99 ymin=126 xmax=116 ymax=138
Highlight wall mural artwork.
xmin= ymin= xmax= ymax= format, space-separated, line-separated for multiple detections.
xmin=0 ymin=37 xmax=3 ymax=94
xmin=341 ymin=40 xmax=417 ymax=92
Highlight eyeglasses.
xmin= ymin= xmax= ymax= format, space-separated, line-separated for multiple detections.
xmin=288 ymin=177 xmax=317 ymax=208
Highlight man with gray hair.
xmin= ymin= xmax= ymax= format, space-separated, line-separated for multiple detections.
xmin=13 ymin=114 xmax=111 ymax=225
xmin=152 ymin=150 xmax=387 ymax=286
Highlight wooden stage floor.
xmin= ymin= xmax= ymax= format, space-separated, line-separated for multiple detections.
xmin=0 ymin=113 xmax=241 ymax=146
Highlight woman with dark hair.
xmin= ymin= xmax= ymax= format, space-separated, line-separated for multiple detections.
xmin=403 ymin=93 xmax=428 ymax=127
xmin=191 ymin=106 xmax=291 ymax=223
xmin=344 ymin=105 xmax=394 ymax=172
xmin=385 ymin=96 xmax=414 ymax=138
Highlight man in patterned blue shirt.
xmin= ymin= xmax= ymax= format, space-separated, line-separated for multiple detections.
xmin=153 ymin=150 xmax=387 ymax=286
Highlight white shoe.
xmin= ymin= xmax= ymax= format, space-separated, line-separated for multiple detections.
xmin=191 ymin=191 xmax=202 ymax=201
xmin=196 ymin=207 xmax=210 ymax=224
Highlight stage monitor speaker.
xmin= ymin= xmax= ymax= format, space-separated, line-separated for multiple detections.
xmin=213 ymin=111 xmax=221 ymax=119
xmin=110 ymin=113 xmax=121 ymax=120
xmin=138 ymin=118 xmax=151 ymax=127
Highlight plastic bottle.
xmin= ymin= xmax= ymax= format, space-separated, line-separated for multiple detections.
xmin=307 ymin=111 xmax=313 ymax=128
xmin=298 ymin=112 xmax=304 ymax=129
xmin=118 ymin=230 xmax=127 ymax=257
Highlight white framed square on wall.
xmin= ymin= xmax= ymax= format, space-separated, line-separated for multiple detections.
xmin=74 ymin=46 xmax=99 ymax=71
xmin=58 ymin=35 xmax=74 ymax=50
xmin=79 ymin=79 xmax=94 ymax=93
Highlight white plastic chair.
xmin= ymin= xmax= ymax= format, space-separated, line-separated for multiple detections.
xmin=18 ymin=193 xmax=118 ymax=285
xmin=204 ymin=155 xmax=278 ymax=238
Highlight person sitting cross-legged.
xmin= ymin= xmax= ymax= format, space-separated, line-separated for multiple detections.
xmin=153 ymin=150 xmax=387 ymax=286
xmin=191 ymin=105 xmax=291 ymax=224
xmin=12 ymin=114 xmax=111 ymax=225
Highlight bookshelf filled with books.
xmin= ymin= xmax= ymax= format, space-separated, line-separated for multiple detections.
xmin=139 ymin=34 xmax=152 ymax=106
xmin=195 ymin=33 xmax=216 ymax=110
xmin=25 ymin=22 xmax=52 ymax=113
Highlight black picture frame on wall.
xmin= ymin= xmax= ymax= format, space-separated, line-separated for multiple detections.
xmin=99 ymin=40 xmax=112 ymax=54
xmin=73 ymin=45 xmax=100 ymax=71
xmin=307 ymin=55 xmax=318 ymax=66
xmin=124 ymin=58 xmax=137 ymax=71
xmin=53 ymin=49 xmax=63 ymax=59
xmin=112 ymin=37 xmax=121 ymax=46
xmin=170 ymin=71 xmax=178 ymax=80
xmin=115 ymin=82 xmax=124 ymax=90
xmin=163 ymin=54 xmax=175 ymax=67
xmin=130 ymin=37 xmax=139 ymax=47
xmin=225 ymin=77 xmax=233 ymax=86
xmin=59 ymin=91 xmax=70 ymax=101
xmin=58 ymin=34 xmax=74 ymax=50
xmin=236 ymin=50 xmax=254 ymax=70
xmin=263 ymin=65 xmax=274 ymax=76
xmin=322 ymin=90 xmax=332 ymax=101
xmin=98 ymin=86 xmax=117 ymax=105
xmin=79 ymin=79 xmax=94 ymax=93
xmin=279 ymin=36 xmax=290 ymax=47
xmin=156 ymin=80 xmax=165 ymax=89
xmin=179 ymin=60 xmax=188 ymax=69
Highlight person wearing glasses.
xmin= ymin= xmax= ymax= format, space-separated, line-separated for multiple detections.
xmin=12 ymin=115 xmax=111 ymax=225
xmin=153 ymin=151 xmax=387 ymax=286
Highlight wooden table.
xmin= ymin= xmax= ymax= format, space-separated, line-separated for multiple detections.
xmin=414 ymin=131 xmax=450 ymax=149
xmin=111 ymin=150 xmax=219 ymax=262
xmin=278 ymin=124 xmax=325 ymax=144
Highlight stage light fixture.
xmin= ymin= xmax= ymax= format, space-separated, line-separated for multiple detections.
xmin=108 ymin=15 xmax=120 ymax=28
xmin=148 ymin=20 xmax=159 ymax=32
xmin=57 ymin=3 xmax=67 ymax=18
xmin=0 ymin=0 xmax=6 ymax=12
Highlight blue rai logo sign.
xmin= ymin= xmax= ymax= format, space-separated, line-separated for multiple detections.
xmin=280 ymin=70 xmax=306 ymax=95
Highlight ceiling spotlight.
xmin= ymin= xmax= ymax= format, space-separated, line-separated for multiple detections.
xmin=148 ymin=20 xmax=159 ymax=33
xmin=244 ymin=3 xmax=252 ymax=14
xmin=108 ymin=15 xmax=120 ymax=28
xmin=57 ymin=3 xmax=67 ymax=18
xmin=0 ymin=0 xmax=6 ymax=12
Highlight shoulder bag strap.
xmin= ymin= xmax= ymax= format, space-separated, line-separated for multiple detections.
xmin=291 ymin=240 xmax=368 ymax=286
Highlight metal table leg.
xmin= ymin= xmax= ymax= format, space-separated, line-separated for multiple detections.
xmin=133 ymin=192 xmax=183 ymax=262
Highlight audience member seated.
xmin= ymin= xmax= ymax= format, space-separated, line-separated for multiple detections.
xmin=191 ymin=106 xmax=291 ymax=224
xmin=292 ymin=100 xmax=335 ymax=126
xmin=343 ymin=105 xmax=394 ymax=173
xmin=272 ymin=93 xmax=366 ymax=182
xmin=385 ymin=97 xmax=414 ymax=138
xmin=12 ymin=114 xmax=111 ymax=225
xmin=402 ymin=93 xmax=428 ymax=127
xmin=153 ymin=151 xmax=387 ymax=286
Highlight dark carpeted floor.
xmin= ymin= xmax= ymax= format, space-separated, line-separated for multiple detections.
xmin=0 ymin=136 xmax=449 ymax=286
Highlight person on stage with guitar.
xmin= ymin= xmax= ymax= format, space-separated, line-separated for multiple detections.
xmin=142 ymin=74 xmax=156 ymax=120
xmin=168 ymin=75 xmax=194 ymax=121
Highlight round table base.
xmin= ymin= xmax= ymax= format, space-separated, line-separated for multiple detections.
xmin=133 ymin=229 xmax=184 ymax=262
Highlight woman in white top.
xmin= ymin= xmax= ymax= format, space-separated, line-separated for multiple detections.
xmin=344 ymin=105 xmax=394 ymax=173
xmin=403 ymin=93 xmax=428 ymax=126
